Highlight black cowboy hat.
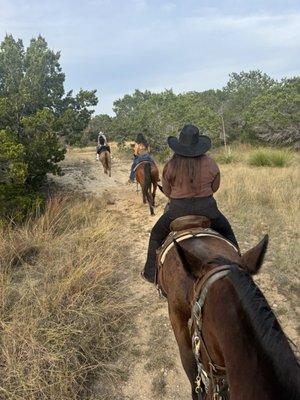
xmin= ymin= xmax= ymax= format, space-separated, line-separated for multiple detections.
xmin=167 ymin=124 xmax=211 ymax=157
xmin=135 ymin=132 xmax=148 ymax=144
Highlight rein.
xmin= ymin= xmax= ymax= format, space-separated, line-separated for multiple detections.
xmin=192 ymin=265 xmax=234 ymax=399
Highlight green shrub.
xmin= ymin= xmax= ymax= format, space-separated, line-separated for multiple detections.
xmin=214 ymin=152 xmax=237 ymax=164
xmin=155 ymin=148 xmax=172 ymax=163
xmin=0 ymin=34 xmax=97 ymax=221
xmin=248 ymin=148 xmax=292 ymax=167
xmin=0 ymin=184 xmax=45 ymax=224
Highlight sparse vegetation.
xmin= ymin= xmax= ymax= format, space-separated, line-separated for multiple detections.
xmin=0 ymin=195 xmax=135 ymax=400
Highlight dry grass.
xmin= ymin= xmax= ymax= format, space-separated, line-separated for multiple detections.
xmin=0 ymin=195 xmax=135 ymax=400
xmin=216 ymin=164 xmax=300 ymax=303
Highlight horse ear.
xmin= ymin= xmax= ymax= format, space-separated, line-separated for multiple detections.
xmin=173 ymin=239 xmax=203 ymax=280
xmin=241 ymin=234 xmax=269 ymax=274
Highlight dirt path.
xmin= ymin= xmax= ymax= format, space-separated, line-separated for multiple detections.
xmin=51 ymin=147 xmax=298 ymax=399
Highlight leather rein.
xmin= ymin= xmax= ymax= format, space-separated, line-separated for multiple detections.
xmin=191 ymin=265 xmax=234 ymax=399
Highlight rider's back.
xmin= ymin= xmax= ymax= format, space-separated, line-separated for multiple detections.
xmin=162 ymin=154 xmax=220 ymax=199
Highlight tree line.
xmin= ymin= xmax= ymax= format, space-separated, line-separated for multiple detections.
xmin=85 ymin=71 xmax=299 ymax=153
xmin=0 ymin=34 xmax=98 ymax=221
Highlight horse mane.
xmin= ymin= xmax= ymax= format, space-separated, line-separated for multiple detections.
xmin=217 ymin=261 xmax=300 ymax=399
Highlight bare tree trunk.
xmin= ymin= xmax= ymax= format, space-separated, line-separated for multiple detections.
xmin=220 ymin=114 xmax=228 ymax=153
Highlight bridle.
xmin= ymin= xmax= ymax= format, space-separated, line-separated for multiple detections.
xmin=155 ymin=232 xmax=240 ymax=397
xmin=191 ymin=265 xmax=236 ymax=399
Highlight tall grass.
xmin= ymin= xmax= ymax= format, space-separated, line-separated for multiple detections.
xmin=248 ymin=148 xmax=292 ymax=167
xmin=216 ymin=164 xmax=300 ymax=304
xmin=0 ymin=195 xmax=134 ymax=400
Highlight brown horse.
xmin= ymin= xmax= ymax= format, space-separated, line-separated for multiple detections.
xmin=135 ymin=161 xmax=159 ymax=215
xmin=157 ymin=216 xmax=300 ymax=400
xmin=99 ymin=151 xmax=111 ymax=177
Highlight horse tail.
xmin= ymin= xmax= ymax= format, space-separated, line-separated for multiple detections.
xmin=143 ymin=162 xmax=154 ymax=215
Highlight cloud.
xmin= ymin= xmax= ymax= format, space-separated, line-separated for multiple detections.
xmin=161 ymin=2 xmax=176 ymax=12
xmin=132 ymin=0 xmax=148 ymax=12
xmin=0 ymin=1 xmax=299 ymax=114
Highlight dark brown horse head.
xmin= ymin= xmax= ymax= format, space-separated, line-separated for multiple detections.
xmin=174 ymin=234 xmax=269 ymax=280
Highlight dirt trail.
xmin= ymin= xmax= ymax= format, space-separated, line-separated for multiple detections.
xmin=51 ymin=147 xmax=298 ymax=399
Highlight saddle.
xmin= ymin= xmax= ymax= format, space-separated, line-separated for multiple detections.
xmin=157 ymin=215 xmax=238 ymax=266
xmin=170 ymin=215 xmax=210 ymax=231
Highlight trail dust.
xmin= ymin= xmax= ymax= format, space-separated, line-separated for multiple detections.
xmin=51 ymin=145 xmax=299 ymax=399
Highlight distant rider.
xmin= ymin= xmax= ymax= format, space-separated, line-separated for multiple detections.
xmin=96 ymin=136 xmax=111 ymax=157
xmin=96 ymin=132 xmax=108 ymax=160
xmin=128 ymin=133 xmax=154 ymax=183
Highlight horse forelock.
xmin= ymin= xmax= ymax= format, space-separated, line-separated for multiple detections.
xmin=227 ymin=268 xmax=300 ymax=399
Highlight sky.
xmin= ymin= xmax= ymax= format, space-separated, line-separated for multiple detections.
xmin=0 ymin=0 xmax=300 ymax=115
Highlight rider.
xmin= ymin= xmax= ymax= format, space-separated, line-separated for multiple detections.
xmin=96 ymin=136 xmax=111 ymax=156
xmin=96 ymin=132 xmax=108 ymax=160
xmin=142 ymin=124 xmax=239 ymax=283
xmin=129 ymin=133 xmax=154 ymax=183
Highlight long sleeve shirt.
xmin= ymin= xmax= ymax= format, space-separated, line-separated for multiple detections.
xmin=162 ymin=155 xmax=220 ymax=199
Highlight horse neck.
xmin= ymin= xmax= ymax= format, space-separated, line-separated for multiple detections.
xmin=202 ymin=278 xmax=294 ymax=400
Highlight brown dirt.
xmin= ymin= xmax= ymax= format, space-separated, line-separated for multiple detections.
xmin=50 ymin=146 xmax=299 ymax=399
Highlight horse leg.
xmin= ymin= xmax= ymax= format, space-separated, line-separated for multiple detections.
xmin=152 ymin=182 xmax=157 ymax=207
xmin=169 ymin=308 xmax=199 ymax=400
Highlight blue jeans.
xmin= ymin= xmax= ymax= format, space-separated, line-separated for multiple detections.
xmin=129 ymin=154 xmax=154 ymax=181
